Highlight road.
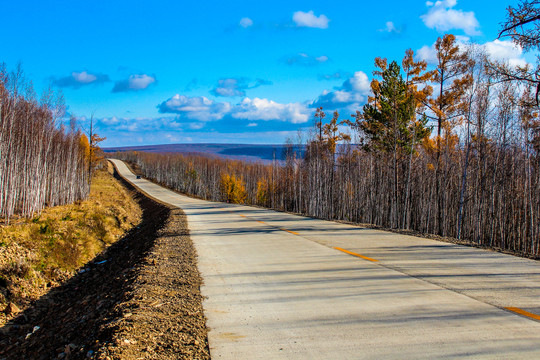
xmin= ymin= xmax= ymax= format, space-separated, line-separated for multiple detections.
xmin=111 ymin=159 xmax=540 ymax=359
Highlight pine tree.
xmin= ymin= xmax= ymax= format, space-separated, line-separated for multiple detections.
xmin=360 ymin=60 xmax=430 ymax=226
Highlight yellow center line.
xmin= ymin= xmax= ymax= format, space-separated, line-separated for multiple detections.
xmin=505 ymin=307 xmax=540 ymax=321
xmin=334 ymin=247 xmax=378 ymax=262
xmin=234 ymin=212 xmax=300 ymax=236
xmin=281 ymin=229 xmax=299 ymax=235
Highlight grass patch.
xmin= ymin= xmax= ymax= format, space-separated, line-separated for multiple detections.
xmin=0 ymin=167 xmax=142 ymax=322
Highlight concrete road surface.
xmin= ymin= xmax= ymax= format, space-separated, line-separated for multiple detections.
xmin=110 ymin=159 xmax=540 ymax=359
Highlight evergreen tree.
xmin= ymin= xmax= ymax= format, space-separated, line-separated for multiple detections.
xmin=360 ymin=60 xmax=430 ymax=226
xmin=361 ymin=61 xmax=429 ymax=155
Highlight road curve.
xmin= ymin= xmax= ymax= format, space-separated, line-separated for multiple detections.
xmin=110 ymin=159 xmax=540 ymax=359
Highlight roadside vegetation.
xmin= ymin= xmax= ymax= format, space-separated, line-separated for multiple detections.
xmin=115 ymin=2 xmax=540 ymax=258
xmin=0 ymin=166 xmax=142 ymax=326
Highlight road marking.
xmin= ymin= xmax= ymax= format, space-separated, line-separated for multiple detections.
xmin=505 ymin=307 xmax=540 ymax=321
xmin=234 ymin=212 xmax=300 ymax=236
xmin=334 ymin=247 xmax=378 ymax=262
xmin=281 ymin=229 xmax=299 ymax=236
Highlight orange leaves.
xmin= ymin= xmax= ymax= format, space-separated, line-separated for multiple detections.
xmin=90 ymin=133 xmax=106 ymax=145
xmin=402 ymin=49 xmax=434 ymax=113
xmin=370 ymin=79 xmax=381 ymax=98
xmin=312 ymin=109 xmax=351 ymax=156
xmin=79 ymin=133 xmax=104 ymax=166
xmin=374 ymin=57 xmax=388 ymax=76
xmin=421 ymin=136 xmax=437 ymax=155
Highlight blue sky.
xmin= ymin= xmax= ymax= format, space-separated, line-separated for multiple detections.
xmin=1 ymin=0 xmax=526 ymax=146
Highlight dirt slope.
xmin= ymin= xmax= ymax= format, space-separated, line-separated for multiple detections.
xmin=0 ymin=171 xmax=209 ymax=359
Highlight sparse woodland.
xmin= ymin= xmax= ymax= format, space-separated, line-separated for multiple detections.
xmin=116 ymin=2 xmax=540 ymax=257
xmin=0 ymin=65 xmax=91 ymax=221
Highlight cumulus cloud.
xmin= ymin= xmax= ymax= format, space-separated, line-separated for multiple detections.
xmin=415 ymin=35 xmax=471 ymax=64
xmin=292 ymin=10 xmax=329 ymax=29
xmin=158 ymin=95 xmax=231 ymax=121
xmin=285 ymin=53 xmax=330 ymax=66
xmin=416 ymin=44 xmax=438 ymax=65
xmin=113 ymin=74 xmax=156 ymax=93
xmin=343 ymin=71 xmax=371 ymax=93
xmin=210 ymin=78 xmax=272 ymax=97
xmin=239 ymin=17 xmax=253 ymax=28
xmin=416 ymin=38 xmax=527 ymax=67
xmin=158 ymin=95 xmax=311 ymax=123
xmin=421 ymin=0 xmax=480 ymax=36
xmin=52 ymin=71 xmax=110 ymax=89
xmin=312 ymin=71 xmax=371 ymax=110
xmin=232 ymin=97 xmax=310 ymax=123
xmin=484 ymin=39 xmax=527 ymax=68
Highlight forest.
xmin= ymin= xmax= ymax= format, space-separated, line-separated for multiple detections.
xmin=0 ymin=65 xmax=91 ymax=221
xmin=116 ymin=2 xmax=540 ymax=257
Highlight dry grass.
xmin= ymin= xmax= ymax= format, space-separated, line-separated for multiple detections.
xmin=0 ymin=166 xmax=142 ymax=324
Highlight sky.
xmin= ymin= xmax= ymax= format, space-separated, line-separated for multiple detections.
xmin=0 ymin=0 xmax=528 ymax=146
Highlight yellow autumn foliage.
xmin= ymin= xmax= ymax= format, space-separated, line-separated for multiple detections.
xmin=256 ymin=178 xmax=269 ymax=205
xmin=220 ymin=173 xmax=247 ymax=204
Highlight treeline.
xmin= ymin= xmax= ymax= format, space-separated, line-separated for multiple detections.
xmin=116 ymin=31 xmax=540 ymax=257
xmin=0 ymin=64 xmax=90 ymax=221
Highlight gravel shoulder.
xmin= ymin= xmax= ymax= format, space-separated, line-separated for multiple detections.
xmin=0 ymin=169 xmax=209 ymax=360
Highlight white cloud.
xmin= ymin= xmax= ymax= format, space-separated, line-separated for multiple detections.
xmin=421 ymin=0 xmax=480 ymax=36
xmin=72 ymin=71 xmax=97 ymax=84
xmin=233 ymin=98 xmax=310 ymax=123
xmin=292 ymin=10 xmax=329 ymax=29
xmin=113 ymin=74 xmax=156 ymax=92
xmin=484 ymin=39 xmax=527 ymax=67
xmin=128 ymin=74 xmax=156 ymax=90
xmin=416 ymin=35 xmax=468 ymax=64
xmin=312 ymin=71 xmax=371 ymax=110
xmin=210 ymin=78 xmax=272 ymax=97
xmin=239 ymin=17 xmax=253 ymax=28
xmin=416 ymin=44 xmax=438 ymax=65
xmin=158 ymin=95 xmax=231 ymax=121
xmin=52 ymin=71 xmax=110 ymax=88
xmin=344 ymin=71 xmax=371 ymax=93
xmin=159 ymin=95 xmax=311 ymax=123
xmin=416 ymin=38 xmax=528 ymax=67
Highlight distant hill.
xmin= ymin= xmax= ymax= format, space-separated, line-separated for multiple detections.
xmin=103 ymin=143 xmax=305 ymax=163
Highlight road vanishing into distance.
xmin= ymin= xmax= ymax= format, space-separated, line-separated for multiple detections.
xmin=111 ymin=159 xmax=540 ymax=359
